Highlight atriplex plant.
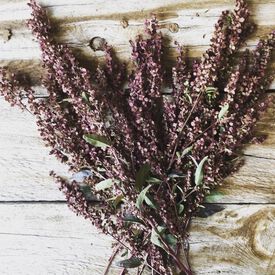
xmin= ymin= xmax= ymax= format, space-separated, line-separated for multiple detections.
xmin=0 ymin=0 xmax=274 ymax=274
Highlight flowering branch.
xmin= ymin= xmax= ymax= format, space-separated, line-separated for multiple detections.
xmin=0 ymin=0 xmax=274 ymax=274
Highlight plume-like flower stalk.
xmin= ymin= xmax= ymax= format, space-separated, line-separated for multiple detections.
xmin=0 ymin=0 xmax=274 ymax=274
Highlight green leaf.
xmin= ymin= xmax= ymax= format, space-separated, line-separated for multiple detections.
xmin=123 ymin=215 xmax=145 ymax=226
xmin=195 ymin=156 xmax=208 ymax=186
xmin=59 ymin=98 xmax=73 ymax=103
xmin=189 ymin=156 xmax=198 ymax=167
xmin=81 ymin=91 xmax=89 ymax=102
xmin=83 ymin=134 xmax=111 ymax=149
xmin=136 ymin=185 xmax=152 ymax=209
xmin=178 ymin=204 xmax=185 ymax=215
xmin=107 ymin=194 xmax=124 ymax=207
xmin=121 ymin=249 xmax=128 ymax=258
xmin=95 ymin=179 xmax=114 ymax=191
xmin=150 ymin=227 xmax=177 ymax=251
xmin=168 ymin=172 xmax=185 ymax=178
xmin=97 ymin=167 xmax=106 ymax=172
xmin=135 ymin=163 xmax=151 ymax=190
xmin=116 ymin=257 xmax=142 ymax=268
xmin=144 ymin=194 xmax=158 ymax=210
xmin=165 ymin=234 xmax=178 ymax=247
xmin=205 ymin=191 xmax=224 ymax=203
xmin=146 ymin=177 xmax=162 ymax=184
xmin=181 ymin=145 xmax=193 ymax=158
xmin=150 ymin=227 xmax=166 ymax=250
xmin=218 ymin=103 xmax=229 ymax=120
xmin=206 ymin=86 xmax=217 ymax=94
xmin=79 ymin=184 xmax=91 ymax=195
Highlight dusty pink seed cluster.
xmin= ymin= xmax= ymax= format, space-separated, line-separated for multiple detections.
xmin=0 ymin=0 xmax=274 ymax=274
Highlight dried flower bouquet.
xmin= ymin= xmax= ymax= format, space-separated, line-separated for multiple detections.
xmin=0 ymin=0 xmax=274 ymax=274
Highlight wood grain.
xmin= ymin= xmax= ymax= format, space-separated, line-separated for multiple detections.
xmin=0 ymin=203 xmax=273 ymax=274
xmin=0 ymin=1 xmax=274 ymax=274
xmin=190 ymin=204 xmax=275 ymax=274
xmin=0 ymin=0 xmax=274 ymax=87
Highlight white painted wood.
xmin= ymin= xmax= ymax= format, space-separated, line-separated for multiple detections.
xmin=0 ymin=98 xmax=67 ymax=201
xmin=0 ymin=203 xmax=122 ymax=275
xmin=0 ymin=203 xmax=273 ymax=274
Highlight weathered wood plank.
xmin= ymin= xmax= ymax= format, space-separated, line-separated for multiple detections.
xmin=0 ymin=203 xmax=273 ymax=274
xmin=0 ymin=0 xmax=274 ymax=87
xmin=0 ymin=97 xmax=275 ymax=202
xmin=190 ymin=204 xmax=275 ymax=274
xmin=0 ymin=98 xmax=66 ymax=201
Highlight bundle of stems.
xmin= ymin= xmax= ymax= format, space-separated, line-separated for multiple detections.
xmin=0 ymin=0 xmax=274 ymax=274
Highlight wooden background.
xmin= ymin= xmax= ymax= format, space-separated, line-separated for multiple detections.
xmin=0 ymin=0 xmax=274 ymax=274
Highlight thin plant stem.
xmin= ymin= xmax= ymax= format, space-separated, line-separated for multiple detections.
xmin=103 ymin=244 xmax=121 ymax=275
xmin=168 ymin=91 xmax=203 ymax=170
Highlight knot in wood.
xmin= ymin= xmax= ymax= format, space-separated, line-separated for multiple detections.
xmin=89 ymin=37 xmax=106 ymax=51
xmin=169 ymin=23 xmax=179 ymax=33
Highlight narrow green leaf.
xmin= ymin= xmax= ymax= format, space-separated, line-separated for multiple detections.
xmin=218 ymin=103 xmax=229 ymax=120
xmin=146 ymin=177 xmax=162 ymax=184
xmin=205 ymin=191 xmax=224 ymax=203
xmin=121 ymin=249 xmax=128 ymax=258
xmin=136 ymin=185 xmax=152 ymax=209
xmin=83 ymin=134 xmax=111 ymax=149
xmin=195 ymin=156 xmax=208 ymax=186
xmin=116 ymin=257 xmax=142 ymax=268
xmin=189 ymin=156 xmax=198 ymax=167
xmin=81 ymin=91 xmax=89 ymax=102
xmin=178 ymin=204 xmax=185 ymax=215
xmin=123 ymin=215 xmax=145 ymax=226
xmin=97 ymin=167 xmax=106 ymax=172
xmin=206 ymin=86 xmax=217 ymax=93
xmin=135 ymin=163 xmax=151 ymax=190
xmin=95 ymin=179 xmax=114 ymax=191
xmin=150 ymin=227 xmax=166 ymax=250
xmin=144 ymin=194 xmax=158 ymax=210
xmin=181 ymin=145 xmax=193 ymax=158
xmin=59 ymin=98 xmax=73 ymax=103
xmin=165 ymin=234 xmax=178 ymax=247
xmin=168 ymin=172 xmax=185 ymax=178
xmin=107 ymin=194 xmax=124 ymax=207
